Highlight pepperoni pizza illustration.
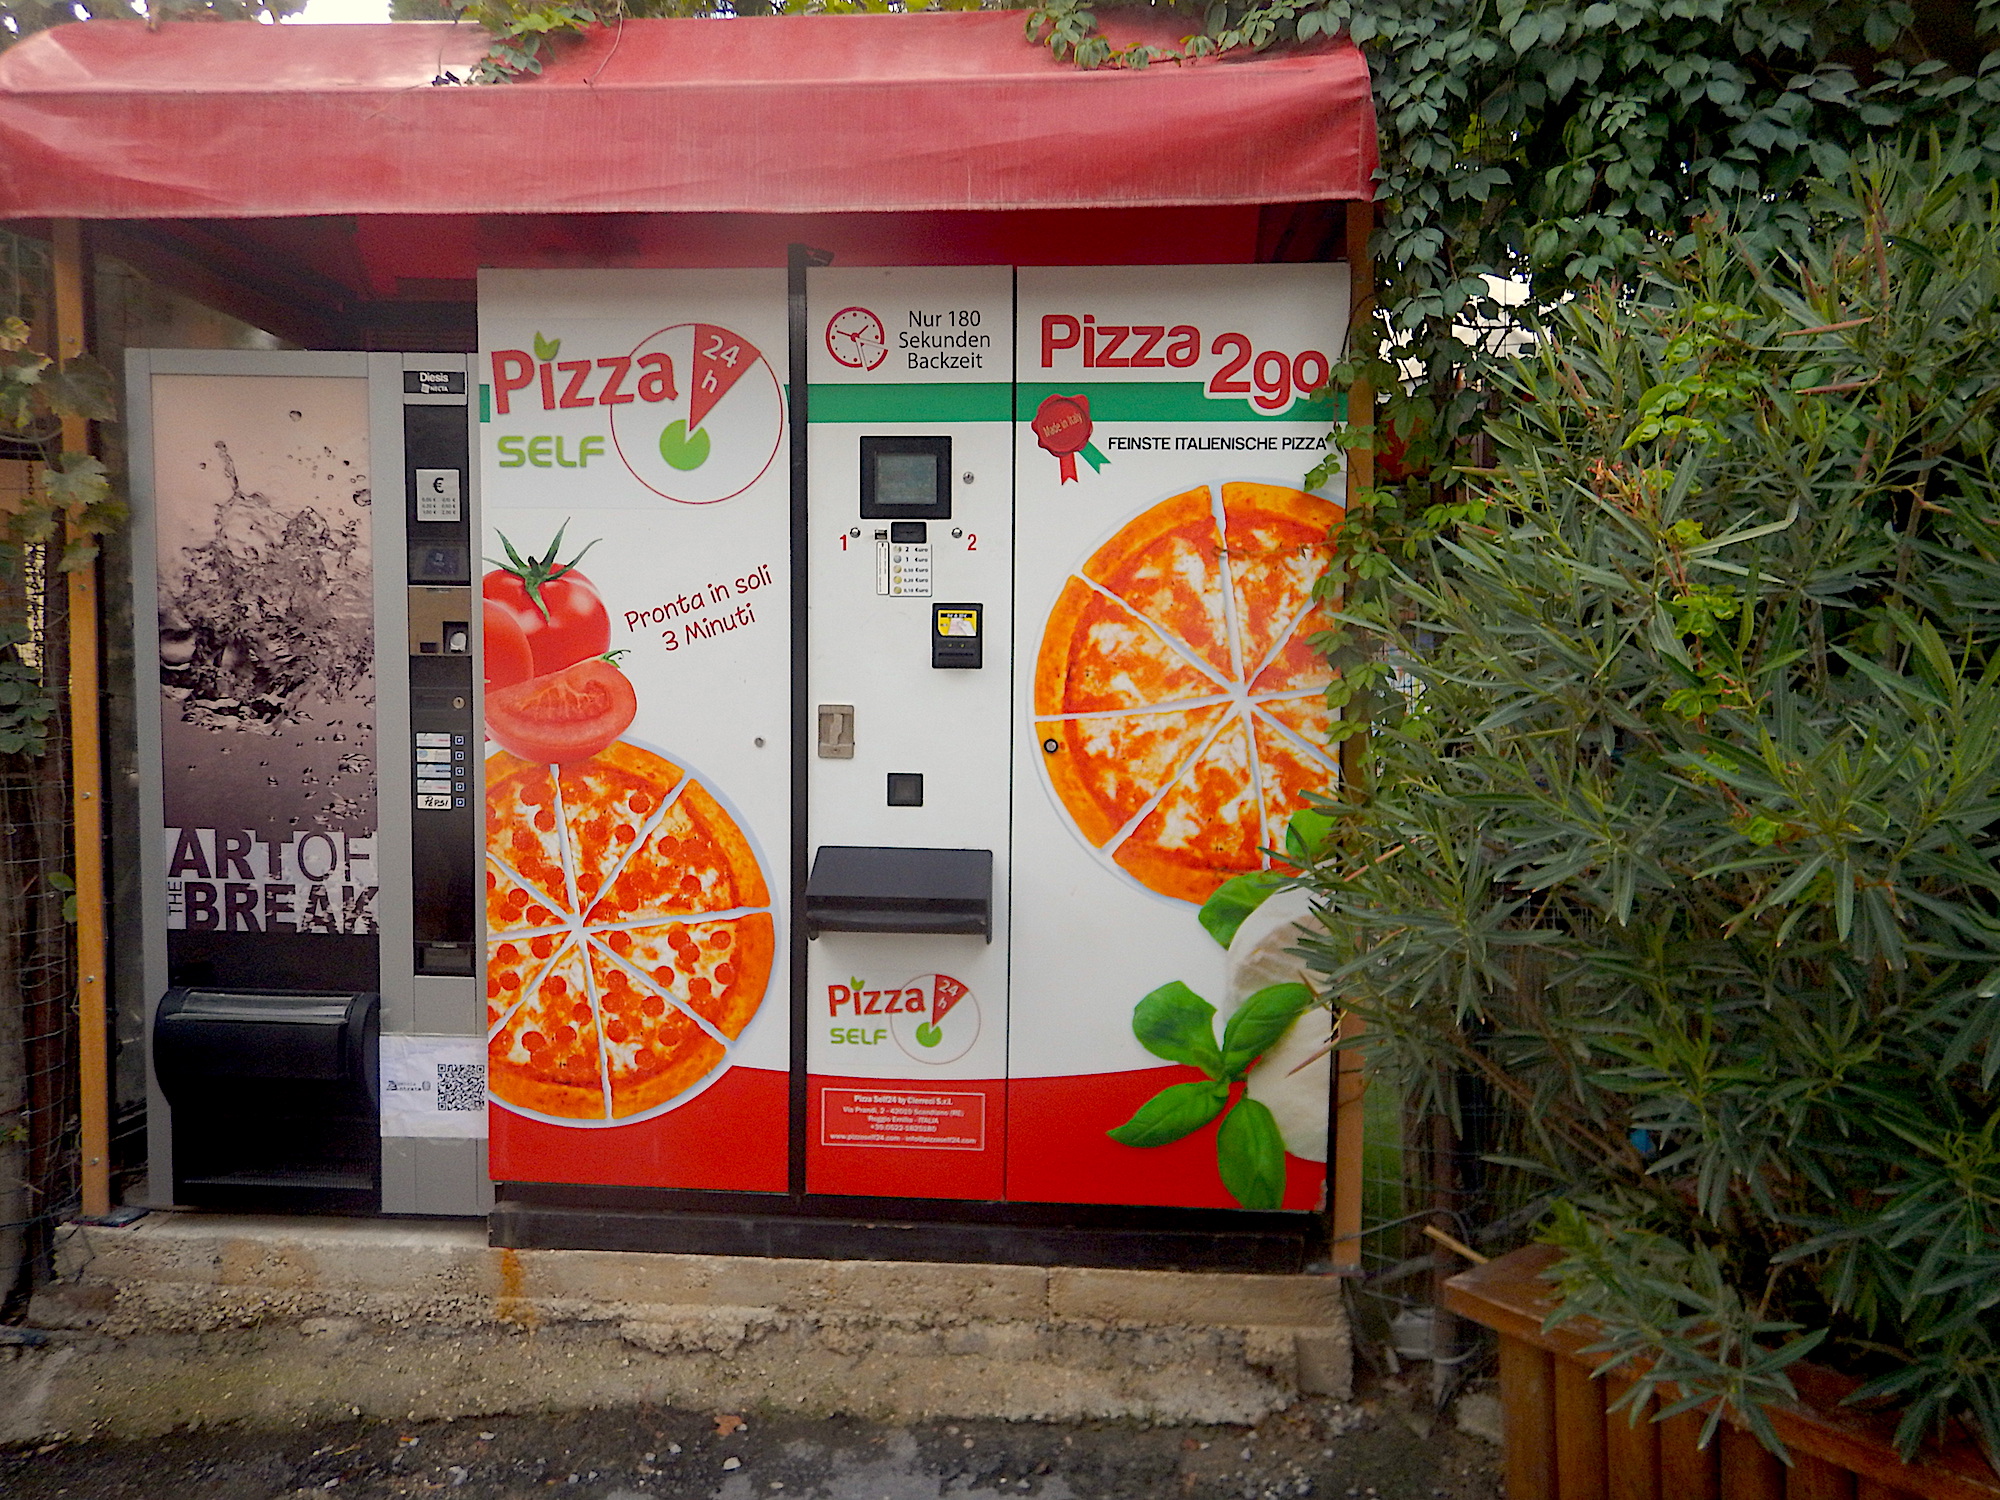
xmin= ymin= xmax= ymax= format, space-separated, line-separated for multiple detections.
xmin=1033 ymin=482 xmax=1342 ymax=903
xmin=485 ymin=740 xmax=775 ymax=1123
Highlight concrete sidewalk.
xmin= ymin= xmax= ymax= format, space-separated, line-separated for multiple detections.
xmin=4 ymin=1211 xmax=1352 ymax=1443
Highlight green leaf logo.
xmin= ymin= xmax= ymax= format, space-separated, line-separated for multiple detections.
xmin=1219 ymin=983 xmax=1315 ymax=1079
xmin=1107 ymin=1079 xmax=1229 ymax=1147
xmin=1130 ymin=980 xmax=1224 ymax=1077
xmin=914 ymin=1022 xmax=942 ymax=1048
xmin=1109 ymin=974 xmax=1317 ymax=1209
xmin=660 ymin=419 xmax=711 ymax=471
xmin=1215 ymin=1098 xmax=1287 ymax=1210
xmin=1198 ymin=871 xmax=1285 ymax=949
xmin=533 ymin=332 xmax=561 ymax=362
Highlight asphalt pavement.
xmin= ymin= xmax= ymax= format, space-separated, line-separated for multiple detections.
xmin=2 ymin=1390 xmax=1500 ymax=1499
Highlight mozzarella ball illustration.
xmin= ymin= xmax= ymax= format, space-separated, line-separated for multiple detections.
xmin=1225 ymin=887 xmax=1332 ymax=1163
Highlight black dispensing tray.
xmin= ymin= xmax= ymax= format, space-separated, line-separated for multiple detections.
xmin=153 ymin=988 xmax=381 ymax=1211
xmin=804 ymin=845 xmax=992 ymax=941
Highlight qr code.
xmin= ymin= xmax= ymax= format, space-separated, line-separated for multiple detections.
xmin=435 ymin=1062 xmax=486 ymax=1112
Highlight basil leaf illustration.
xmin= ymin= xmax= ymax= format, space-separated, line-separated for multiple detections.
xmin=1131 ymin=981 xmax=1224 ymax=1077
xmin=1219 ymin=982 xmax=1317 ymax=1078
xmin=1106 ymin=1079 xmax=1230 ymax=1148
xmin=1197 ymin=871 xmax=1286 ymax=949
xmin=1216 ymin=1097 xmax=1288 ymax=1210
xmin=1283 ymin=808 xmax=1335 ymax=866
xmin=532 ymin=331 xmax=561 ymax=362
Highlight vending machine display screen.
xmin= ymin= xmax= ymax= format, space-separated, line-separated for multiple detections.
xmin=860 ymin=435 xmax=952 ymax=519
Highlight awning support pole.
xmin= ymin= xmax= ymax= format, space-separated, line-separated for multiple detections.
xmin=1329 ymin=197 xmax=1375 ymax=1276
xmin=52 ymin=220 xmax=110 ymax=1221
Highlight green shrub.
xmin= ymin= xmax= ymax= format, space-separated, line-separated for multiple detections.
xmin=1298 ymin=143 xmax=2000 ymax=1460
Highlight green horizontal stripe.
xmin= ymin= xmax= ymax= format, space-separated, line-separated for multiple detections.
xmin=1018 ymin=382 xmax=1345 ymax=425
xmin=808 ymin=383 xmax=1013 ymax=423
xmin=805 ymin=381 xmax=1347 ymax=425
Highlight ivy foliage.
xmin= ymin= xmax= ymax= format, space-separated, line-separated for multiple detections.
xmin=0 ymin=238 xmax=122 ymax=761
xmin=1293 ymin=145 xmax=2000 ymax=1461
xmin=0 ymin=314 xmax=121 ymax=573
xmin=0 ymin=0 xmax=302 ymax=50
xmin=434 ymin=0 xmax=1000 ymax=83
xmin=1024 ymin=1 xmax=2000 ymax=471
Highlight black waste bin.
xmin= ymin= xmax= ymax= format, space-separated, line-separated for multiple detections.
xmin=153 ymin=988 xmax=381 ymax=1212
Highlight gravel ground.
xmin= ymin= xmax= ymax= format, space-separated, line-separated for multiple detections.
xmin=1 ymin=1386 xmax=1500 ymax=1500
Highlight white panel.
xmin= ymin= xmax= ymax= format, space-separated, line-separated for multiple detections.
xmin=805 ymin=266 xmax=1014 ymax=1092
xmin=1009 ymin=264 xmax=1350 ymax=1082
xmin=478 ymin=270 xmax=791 ymax=1147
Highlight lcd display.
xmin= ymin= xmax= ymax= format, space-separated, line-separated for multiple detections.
xmin=859 ymin=435 xmax=952 ymax=520
xmin=875 ymin=452 xmax=939 ymax=509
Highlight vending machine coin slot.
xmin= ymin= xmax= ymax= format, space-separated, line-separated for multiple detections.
xmin=874 ymin=532 xmax=932 ymax=597
xmin=932 ymin=602 xmax=983 ymax=669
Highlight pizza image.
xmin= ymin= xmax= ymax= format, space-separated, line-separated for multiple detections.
xmin=1034 ymin=481 xmax=1342 ymax=903
xmin=485 ymin=739 xmax=774 ymax=1123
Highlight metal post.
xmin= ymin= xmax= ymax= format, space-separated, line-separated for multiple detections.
xmin=786 ymin=242 xmax=832 ymax=1198
xmin=1329 ymin=197 xmax=1375 ymax=1275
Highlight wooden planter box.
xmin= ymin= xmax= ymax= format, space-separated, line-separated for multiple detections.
xmin=1444 ymin=1244 xmax=2000 ymax=1500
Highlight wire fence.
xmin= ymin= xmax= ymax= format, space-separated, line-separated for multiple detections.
xmin=1348 ymin=1070 xmax=1547 ymax=1407
xmin=0 ymin=228 xmax=80 ymax=1323
xmin=0 ymin=532 xmax=77 ymax=1322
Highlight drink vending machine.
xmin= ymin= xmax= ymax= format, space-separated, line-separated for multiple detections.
xmin=132 ymin=258 xmax=1349 ymax=1255
xmin=134 ymin=351 xmax=492 ymax=1215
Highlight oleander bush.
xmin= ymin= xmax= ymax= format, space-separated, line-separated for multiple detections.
xmin=1295 ymin=144 xmax=2000 ymax=1461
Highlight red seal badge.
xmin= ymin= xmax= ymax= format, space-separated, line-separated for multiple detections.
xmin=1033 ymin=393 xmax=1100 ymax=484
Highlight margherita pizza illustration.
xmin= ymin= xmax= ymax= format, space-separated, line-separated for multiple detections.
xmin=485 ymin=740 xmax=774 ymax=1123
xmin=1034 ymin=482 xmax=1342 ymax=903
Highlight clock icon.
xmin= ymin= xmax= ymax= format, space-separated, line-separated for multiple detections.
xmin=826 ymin=306 xmax=888 ymax=372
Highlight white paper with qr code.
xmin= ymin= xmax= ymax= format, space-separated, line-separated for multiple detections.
xmin=379 ymin=1034 xmax=489 ymax=1138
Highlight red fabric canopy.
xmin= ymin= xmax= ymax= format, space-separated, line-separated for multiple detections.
xmin=0 ymin=15 xmax=1376 ymax=221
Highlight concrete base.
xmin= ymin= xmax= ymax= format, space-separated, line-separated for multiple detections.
xmin=7 ymin=1210 xmax=1351 ymax=1443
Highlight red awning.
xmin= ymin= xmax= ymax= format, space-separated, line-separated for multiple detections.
xmin=0 ymin=15 xmax=1376 ymax=221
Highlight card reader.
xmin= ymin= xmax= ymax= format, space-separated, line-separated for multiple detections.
xmin=932 ymin=602 xmax=982 ymax=669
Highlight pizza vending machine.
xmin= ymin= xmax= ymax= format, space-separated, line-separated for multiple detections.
xmin=123 ymin=260 xmax=1347 ymax=1238
xmin=476 ymin=261 xmax=1348 ymax=1241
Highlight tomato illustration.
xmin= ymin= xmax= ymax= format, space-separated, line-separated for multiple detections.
xmin=484 ymin=657 xmax=638 ymax=766
xmin=483 ymin=599 xmax=534 ymax=694
xmin=484 ymin=523 xmax=612 ymax=675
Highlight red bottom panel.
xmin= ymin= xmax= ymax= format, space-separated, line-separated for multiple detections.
xmin=490 ymin=1064 xmax=788 ymax=1190
xmin=1007 ymin=1067 xmax=1324 ymax=1211
xmin=805 ymin=1074 xmax=1005 ymax=1200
